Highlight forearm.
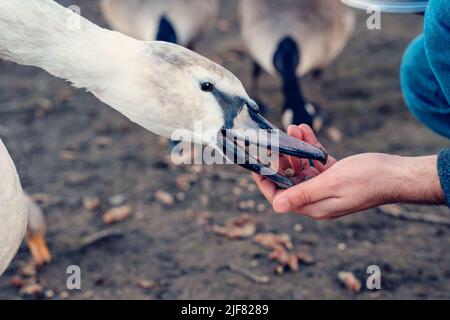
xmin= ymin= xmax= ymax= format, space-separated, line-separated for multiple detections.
xmin=386 ymin=155 xmax=446 ymax=205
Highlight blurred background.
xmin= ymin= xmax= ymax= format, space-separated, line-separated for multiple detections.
xmin=0 ymin=0 xmax=449 ymax=299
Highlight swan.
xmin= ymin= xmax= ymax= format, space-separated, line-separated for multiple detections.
xmin=0 ymin=139 xmax=27 ymax=276
xmin=100 ymin=0 xmax=219 ymax=50
xmin=100 ymin=0 xmax=219 ymax=153
xmin=239 ymin=0 xmax=355 ymax=129
xmin=0 ymin=0 xmax=327 ymax=275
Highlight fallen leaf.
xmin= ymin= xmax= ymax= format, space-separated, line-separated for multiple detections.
xmin=59 ymin=150 xmax=77 ymax=161
xmin=176 ymin=174 xmax=197 ymax=191
xmin=296 ymin=252 xmax=315 ymax=265
xmin=9 ymin=275 xmax=24 ymax=288
xmin=83 ymin=196 xmax=101 ymax=211
xmin=254 ymin=233 xmax=294 ymax=251
xmin=102 ymin=206 xmax=131 ymax=224
xmin=20 ymin=261 xmax=37 ymax=277
xmin=154 ymin=190 xmax=175 ymax=206
xmin=20 ymin=283 xmax=43 ymax=297
xmin=138 ymin=279 xmax=156 ymax=290
xmin=212 ymin=214 xmax=257 ymax=239
xmin=338 ymin=271 xmax=362 ymax=293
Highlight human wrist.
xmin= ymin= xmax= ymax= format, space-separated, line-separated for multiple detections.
xmin=387 ymin=155 xmax=445 ymax=205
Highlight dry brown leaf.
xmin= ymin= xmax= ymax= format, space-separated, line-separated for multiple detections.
xmin=9 ymin=275 xmax=24 ymax=288
xmin=254 ymin=233 xmax=294 ymax=251
xmin=212 ymin=214 xmax=257 ymax=239
xmin=20 ymin=261 xmax=37 ymax=277
xmin=155 ymin=190 xmax=175 ymax=206
xmin=83 ymin=196 xmax=101 ymax=211
xmin=190 ymin=210 xmax=211 ymax=225
xmin=296 ymin=252 xmax=315 ymax=265
xmin=102 ymin=206 xmax=131 ymax=224
xmin=59 ymin=150 xmax=77 ymax=161
xmin=338 ymin=271 xmax=362 ymax=293
xmin=138 ymin=279 xmax=156 ymax=290
xmin=176 ymin=174 xmax=197 ymax=191
xmin=20 ymin=283 xmax=43 ymax=297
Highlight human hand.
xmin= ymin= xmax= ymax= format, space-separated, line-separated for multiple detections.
xmin=253 ymin=125 xmax=445 ymax=220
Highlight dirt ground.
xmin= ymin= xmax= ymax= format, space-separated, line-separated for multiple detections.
xmin=1 ymin=0 xmax=449 ymax=300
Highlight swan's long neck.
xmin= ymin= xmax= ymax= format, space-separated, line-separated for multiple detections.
xmin=0 ymin=0 xmax=141 ymax=94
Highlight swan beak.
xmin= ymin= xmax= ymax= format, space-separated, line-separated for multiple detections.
xmin=216 ymin=101 xmax=328 ymax=189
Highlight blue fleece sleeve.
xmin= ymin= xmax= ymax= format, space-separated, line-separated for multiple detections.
xmin=424 ymin=0 xmax=450 ymax=106
xmin=438 ymin=149 xmax=450 ymax=206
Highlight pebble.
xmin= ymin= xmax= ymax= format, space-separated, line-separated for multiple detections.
xmin=176 ymin=192 xmax=186 ymax=202
xmin=256 ymin=204 xmax=267 ymax=213
xmin=338 ymin=271 xmax=361 ymax=293
xmin=59 ymin=150 xmax=77 ymax=161
xmin=83 ymin=196 xmax=101 ymax=211
xmin=94 ymin=136 xmax=112 ymax=148
xmin=102 ymin=206 xmax=132 ymax=224
xmin=45 ymin=290 xmax=55 ymax=299
xmin=176 ymin=174 xmax=196 ymax=191
xmin=232 ymin=187 xmax=242 ymax=196
xmin=154 ymin=190 xmax=175 ymax=206
xmin=294 ymin=224 xmax=303 ymax=233
xmin=20 ymin=262 xmax=37 ymax=277
xmin=138 ymin=279 xmax=156 ymax=290
xmin=20 ymin=283 xmax=43 ymax=297
xmin=250 ymin=260 xmax=259 ymax=268
xmin=199 ymin=194 xmax=209 ymax=206
xmin=9 ymin=275 xmax=24 ymax=288
xmin=326 ymin=127 xmax=343 ymax=143
xmin=109 ymin=194 xmax=128 ymax=206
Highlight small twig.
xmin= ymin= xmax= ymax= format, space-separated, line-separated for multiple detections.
xmin=68 ymin=229 xmax=125 ymax=251
xmin=379 ymin=205 xmax=450 ymax=226
xmin=228 ymin=264 xmax=270 ymax=284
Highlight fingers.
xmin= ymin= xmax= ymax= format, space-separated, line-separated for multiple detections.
xmin=297 ymin=124 xmax=337 ymax=172
xmin=272 ymin=173 xmax=334 ymax=213
xmin=286 ymin=125 xmax=310 ymax=175
xmin=252 ymin=173 xmax=284 ymax=205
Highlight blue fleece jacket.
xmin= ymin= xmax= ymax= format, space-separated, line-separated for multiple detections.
xmin=400 ymin=0 xmax=450 ymax=205
xmin=438 ymin=149 xmax=450 ymax=206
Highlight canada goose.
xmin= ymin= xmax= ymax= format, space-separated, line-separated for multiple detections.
xmin=0 ymin=0 xmax=327 ymax=274
xmin=0 ymin=139 xmax=27 ymax=276
xmin=240 ymin=0 xmax=355 ymax=129
xmin=100 ymin=0 xmax=219 ymax=50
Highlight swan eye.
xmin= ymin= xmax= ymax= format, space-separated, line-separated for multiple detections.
xmin=200 ymin=82 xmax=214 ymax=92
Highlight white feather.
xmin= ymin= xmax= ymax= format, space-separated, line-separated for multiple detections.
xmin=0 ymin=140 xmax=27 ymax=276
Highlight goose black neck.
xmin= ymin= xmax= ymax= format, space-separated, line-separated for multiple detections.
xmin=156 ymin=15 xmax=178 ymax=44
xmin=274 ymin=37 xmax=312 ymax=126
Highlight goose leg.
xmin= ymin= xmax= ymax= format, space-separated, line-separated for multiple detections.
xmin=24 ymin=194 xmax=51 ymax=266
xmin=26 ymin=232 xmax=51 ymax=266
xmin=251 ymin=61 xmax=262 ymax=97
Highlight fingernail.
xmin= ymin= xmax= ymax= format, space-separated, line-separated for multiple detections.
xmin=274 ymin=198 xmax=290 ymax=213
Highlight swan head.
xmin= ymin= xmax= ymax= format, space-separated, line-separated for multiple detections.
xmin=106 ymin=42 xmax=327 ymax=188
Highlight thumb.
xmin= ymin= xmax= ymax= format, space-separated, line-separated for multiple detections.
xmin=272 ymin=175 xmax=332 ymax=213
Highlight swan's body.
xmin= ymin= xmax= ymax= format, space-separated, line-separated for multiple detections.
xmin=0 ymin=140 xmax=27 ymax=276
xmin=240 ymin=0 xmax=355 ymax=128
xmin=0 ymin=0 xmax=327 ymax=274
xmin=100 ymin=0 xmax=219 ymax=49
